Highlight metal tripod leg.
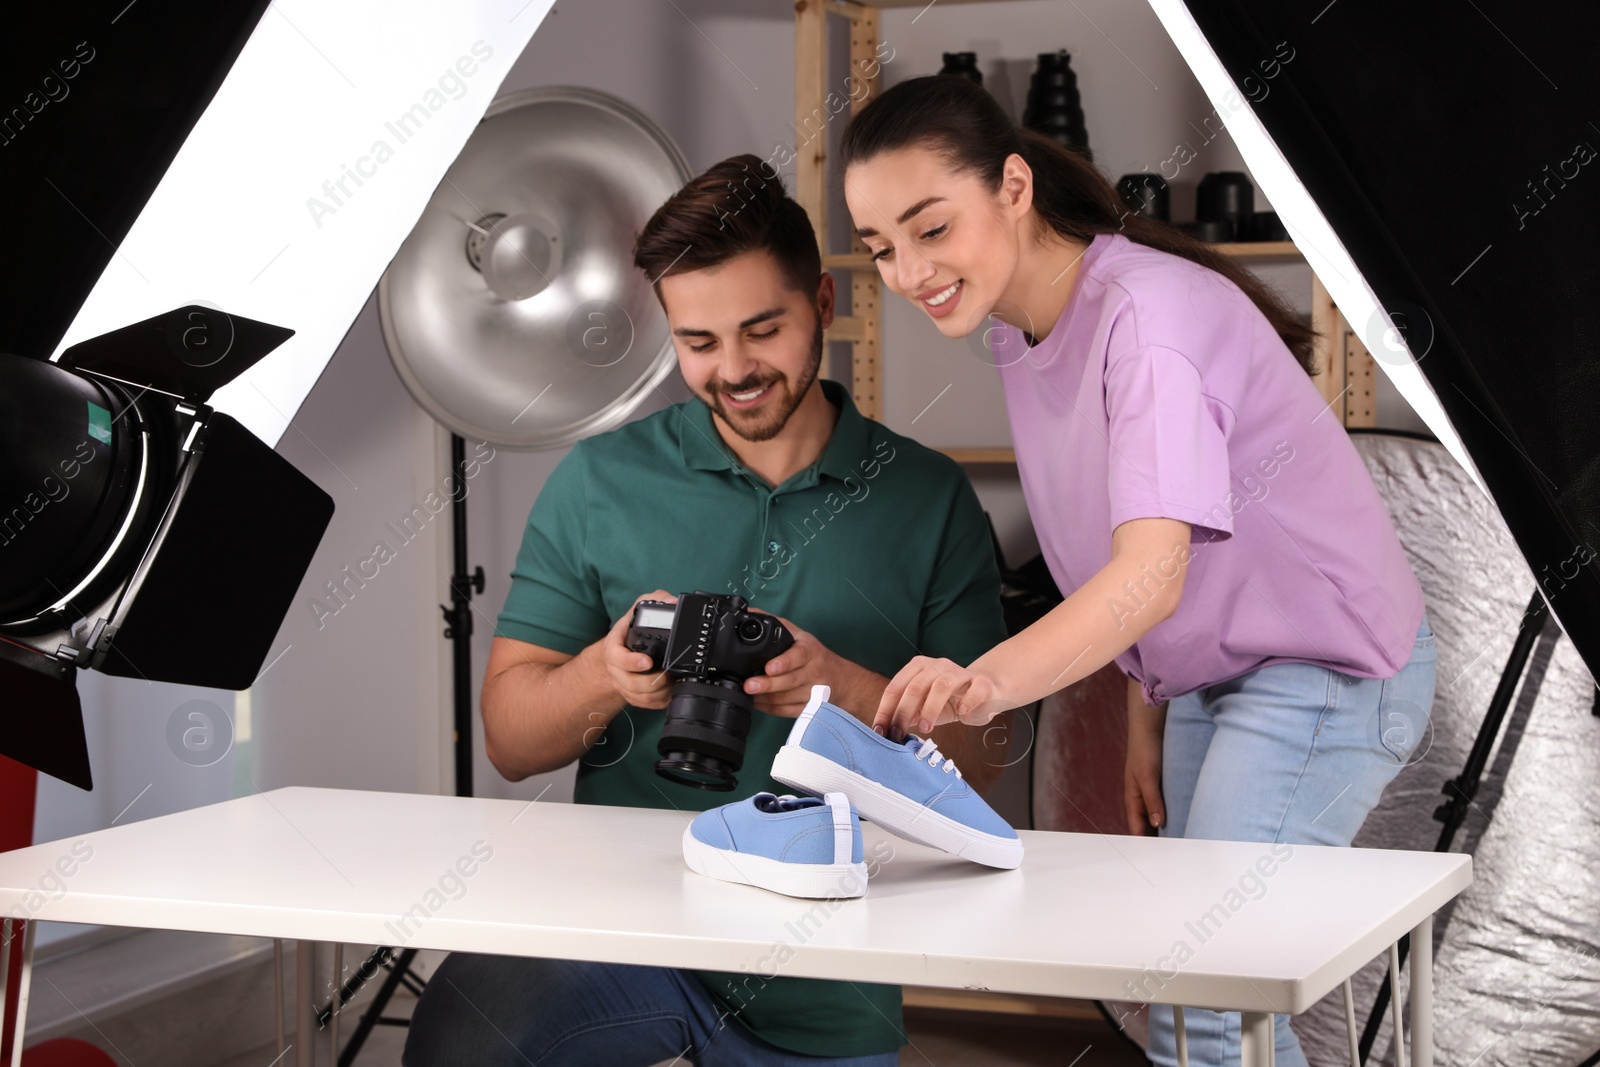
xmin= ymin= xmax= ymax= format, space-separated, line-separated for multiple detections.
xmin=1359 ymin=590 xmax=1548 ymax=1062
xmin=336 ymin=947 xmax=422 ymax=1067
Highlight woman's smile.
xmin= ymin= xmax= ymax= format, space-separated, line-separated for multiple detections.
xmin=916 ymin=278 xmax=964 ymax=318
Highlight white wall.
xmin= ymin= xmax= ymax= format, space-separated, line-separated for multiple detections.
xmin=36 ymin=0 xmax=1431 ymax=865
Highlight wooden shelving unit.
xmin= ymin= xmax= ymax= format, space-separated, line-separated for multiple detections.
xmin=795 ymin=0 xmax=1375 ymax=455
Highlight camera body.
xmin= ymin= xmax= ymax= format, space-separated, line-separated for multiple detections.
xmin=627 ymin=591 xmax=789 ymax=682
xmin=626 ymin=591 xmax=793 ymax=790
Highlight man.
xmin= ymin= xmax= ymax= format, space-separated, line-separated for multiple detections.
xmin=404 ymin=153 xmax=1007 ymax=1066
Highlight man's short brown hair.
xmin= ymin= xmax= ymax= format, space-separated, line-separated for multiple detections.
xmin=632 ymin=154 xmax=822 ymax=297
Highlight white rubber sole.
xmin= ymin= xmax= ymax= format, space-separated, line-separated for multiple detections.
xmin=681 ymin=825 xmax=868 ymax=899
xmin=770 ymin=745 xmax=1024 ymax=870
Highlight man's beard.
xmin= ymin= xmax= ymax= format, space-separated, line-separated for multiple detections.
xmin=705 ymin=318 xmax=824 ymax=444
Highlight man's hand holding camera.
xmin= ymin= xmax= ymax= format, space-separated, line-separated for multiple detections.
xmin=602 ymin=590 xmax=678 ymax=710
xmin=611 ymin=591 xmax=884 ymax=722
xmin=742 ymin=614 xmax=860 ymax=719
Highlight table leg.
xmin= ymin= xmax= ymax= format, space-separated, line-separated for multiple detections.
xmin=274 ymin=939 xmax=286 ymax=1063
xmin=1341 ymin=978 xmax=1360 ymax=1067
xmin=330 ymin=943 xmax=343 ymax=1064
xmin=1389 ymin=940 xmax=1408 ymax=1067
xmin=5 ymin=921 xmax=36 ymax=1067
xmin=0 ymin=920 xmax=11 ymax=1054
xmin=1174 ymin=1005 xmax=1189 ymax=1067
xmin=1241 ymin=1011 xmax=1274 ymax=1067
xmin=296 ymin=940 xmax=316 ymax=1067
xmin=1410 ymin=915 xmax=1434 ymax=1067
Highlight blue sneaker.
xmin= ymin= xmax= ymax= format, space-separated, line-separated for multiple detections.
xmin=770 ymin=685 xmax=1023 ymax=869
xmin=682 ymin=791 xmax=868 ymax=899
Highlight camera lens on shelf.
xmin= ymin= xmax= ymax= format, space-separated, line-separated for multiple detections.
xmin=938 ymin=52 xmax=982 ymax=84
xmin=1116 ymin=173 xmax=1170 ymax=222
xmin=1195 ymin=171 xmax=1255 ymax=242
xmin=1250 ymin=211 xmax=1289 ymax=242
xmin=1023 ymin=50 xmax=1092 ymax=161
xmin=1179 ymin=219 xmax=1234 ymax=243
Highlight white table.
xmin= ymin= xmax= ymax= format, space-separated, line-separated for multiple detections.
xmin=0 ymin=787 xmax=1470 ymax=1066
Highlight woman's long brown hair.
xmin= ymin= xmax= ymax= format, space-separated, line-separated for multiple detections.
xmin=839 ymin=76 xmax=1316 ymax=374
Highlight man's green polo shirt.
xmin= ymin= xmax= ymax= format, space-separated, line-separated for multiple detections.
xmin=496 ymin=378 xmax=1005 ymax=1059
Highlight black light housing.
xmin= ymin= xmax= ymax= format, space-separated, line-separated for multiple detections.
xmin=0 ymin=306 xmax=333 ymax=790
xmin=1156 ymin=0 xmax=1600 ymax=680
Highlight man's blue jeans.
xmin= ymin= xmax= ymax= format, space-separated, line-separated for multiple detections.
xmin=402 ymin=953 xmax=901 ymax=1066
xmin=1145 ymin=615 xmax=1437 ymax=1067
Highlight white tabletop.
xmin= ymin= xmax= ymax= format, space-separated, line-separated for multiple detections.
xmin=0 ymin=787 xmax=1470 ymax=1014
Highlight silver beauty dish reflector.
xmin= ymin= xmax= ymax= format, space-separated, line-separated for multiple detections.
xmin=380 ymin=86 xmax=691 ymax=449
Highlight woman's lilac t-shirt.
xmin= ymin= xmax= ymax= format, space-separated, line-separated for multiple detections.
xmin=995 ymin=233 xmax=1423 ymax=704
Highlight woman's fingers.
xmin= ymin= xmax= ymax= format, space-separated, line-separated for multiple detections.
xmin=954 ymin=674 xmax=1000 ymax=726
xmin=1133 ymin=766 xmax=1164 ymax=832
xmin=873 ymin=661 xmax=919 ymax=733
xmin=1125 ymin=779 xmax=1147 ymax=836
xmin=1143 ymin=778 xmax=1165 ymax=830
xmin=877 ymin=657 xmax=933 ymax=736
xmin=897 ymin=659 xmax=968 ymax=738
xmin=889 ymin=670 xmax=937 ymax=738
xmin=876 ymin=658 xmax=983 ymax=738
xmin=1124 ymin=753 xmax=1165 ymax=835
xmin=919 ymin=667 xmax=968 ymax=735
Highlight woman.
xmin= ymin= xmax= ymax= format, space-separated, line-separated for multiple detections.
xmin=841 ymin=76 xmax=1436 ymax=1067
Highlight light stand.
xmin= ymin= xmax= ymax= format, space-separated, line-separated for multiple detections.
xmin=1359 ymin=590 xmax=1550 ymax=1063
xmin=445 ymin=433 xmax=487 ymax=799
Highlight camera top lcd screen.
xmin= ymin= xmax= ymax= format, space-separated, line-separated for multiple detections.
xmin=636 ymin=604 xmax=676 ymax=630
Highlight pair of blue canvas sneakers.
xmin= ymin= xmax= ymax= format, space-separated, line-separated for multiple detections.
xmin=681 ymin=685 xmax=1023 ymax=899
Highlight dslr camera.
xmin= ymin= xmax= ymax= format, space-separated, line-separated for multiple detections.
xmin=626 ymin=591 xmax=793 ymax=790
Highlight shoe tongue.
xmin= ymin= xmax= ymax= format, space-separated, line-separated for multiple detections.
xmin=754 ymin=793 xmax=823 ymax=813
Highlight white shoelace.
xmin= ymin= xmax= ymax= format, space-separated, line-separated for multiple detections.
xmin=914 ymin=737 xmax=962 ymax=778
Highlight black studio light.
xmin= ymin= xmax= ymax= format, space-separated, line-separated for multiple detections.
xmin=1151 ymin=0 xmax=1600 ymax=676
xmin=0 ymin=1 xmax=549 ymax=795
xmin=0 ymin=307 xmax=333 ymax=790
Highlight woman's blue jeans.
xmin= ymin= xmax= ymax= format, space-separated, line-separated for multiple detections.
xmin=1145 ymin=615 xmax=1437 ymax=1067
xmin=402 ymin=954 xmax=900 ymax=1067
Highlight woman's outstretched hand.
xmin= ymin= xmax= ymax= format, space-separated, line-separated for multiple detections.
xmin=873 ymin=656 xmax=1009 ymax=740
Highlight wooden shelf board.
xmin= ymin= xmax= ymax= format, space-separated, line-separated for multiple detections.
xmin=824 ymin=252 xmax=877 ymax=270
xmin=901 ymin=986 xmax=1105 ymax=1020
xmin=939 ymin=447 xmax=1016 ymax=464
xmin=824 ymin=315 xmax=868 ymax=342
xmin=1213 ymin=240 xmax=1302 ymax=260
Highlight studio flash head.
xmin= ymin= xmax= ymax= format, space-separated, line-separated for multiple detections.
xmin=0 ymin=306 xmax=334 ymax=789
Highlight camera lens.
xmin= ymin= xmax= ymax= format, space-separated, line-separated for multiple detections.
xmin=656 ymin=678 xmax=752 ymax=791
xmin=736 ymin=619 xmax=764 ymax=643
